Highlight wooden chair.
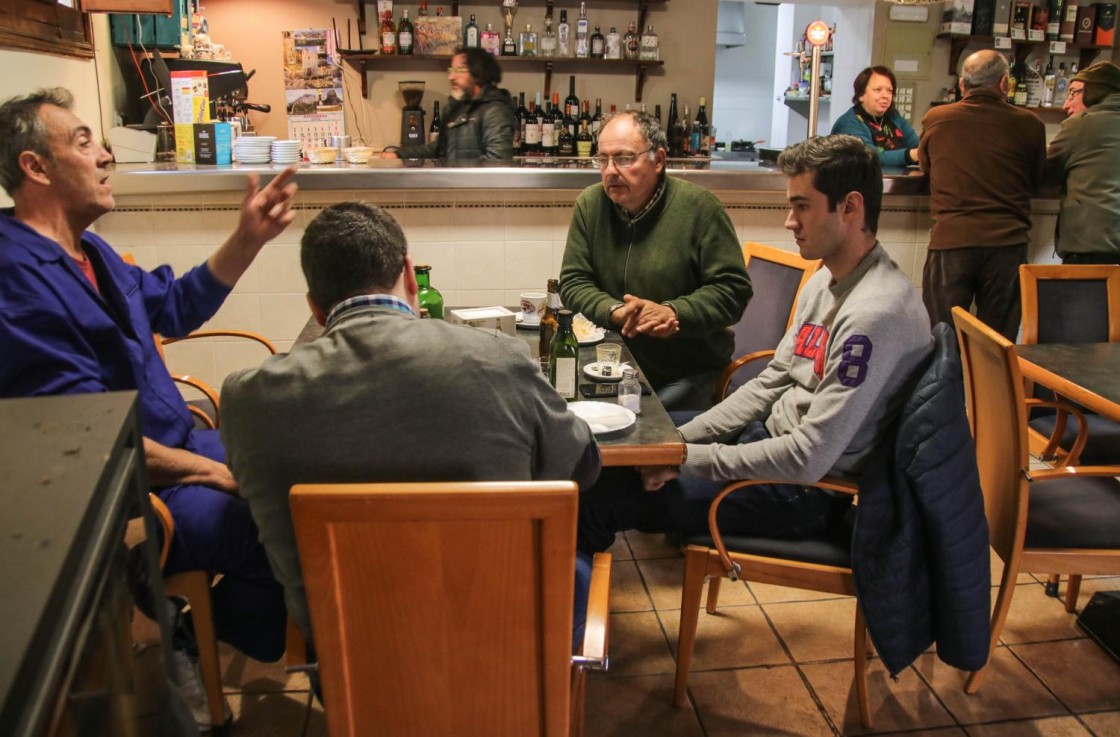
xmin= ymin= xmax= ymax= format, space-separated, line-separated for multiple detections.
xmin=148 ymin=494 xmax=307 ymax=732
xmin=290 ymin=481 xmax=611 ymax=737
xmin=120 ymin=252 xmax=277 ymax=427
xmin=716 ymin=242 xmax=820 ymax=401
xmin=952 ymin=306 xmax=1120 ymax=694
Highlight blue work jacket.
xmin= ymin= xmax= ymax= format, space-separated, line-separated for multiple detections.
xmin=0 ymin=210 xmax=230 ymax=448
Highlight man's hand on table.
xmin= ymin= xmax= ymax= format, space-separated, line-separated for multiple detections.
xmin=612 ymin=294 xmax=680 ymax=339
xmin=640 ymin=465 xmax=681 ymax=491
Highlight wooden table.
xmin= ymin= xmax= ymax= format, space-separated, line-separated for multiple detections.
xmin=295 ymin=315 xmax=686 ymax=467
xmin=1015 ymin=342 xmax=1120 ymax=664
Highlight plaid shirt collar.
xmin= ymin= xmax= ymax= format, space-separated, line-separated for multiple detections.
xmin=614 ymin=176 xmax=667 ymax=226
xmin=326 ymin=293 xmax=416 ymax=329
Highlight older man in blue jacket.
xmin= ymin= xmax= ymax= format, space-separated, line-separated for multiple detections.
xmin=0 ymin=88 xmax=297 ymax=728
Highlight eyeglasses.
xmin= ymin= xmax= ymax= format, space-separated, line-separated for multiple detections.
xmin=590 ymin=148 xmax=652 ymax=169
xmin=447 ymin=65 xmax=470 ymax=74
xmin=1068 ymin=87 xmax=1084 ymax=98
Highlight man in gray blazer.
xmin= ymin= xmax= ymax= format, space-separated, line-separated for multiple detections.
xmin=220 ymin=202 xmax=600 ymax=647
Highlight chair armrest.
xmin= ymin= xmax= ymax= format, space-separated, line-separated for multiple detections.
xmin=1024 ymin=398 xmax=1088 ymax=466
xmin=715 ymin=349 xmax=776 ymax=403
xmin=576 ymin=552 xmax=611 ymax=669
xmin=148 ymin=493 xmax=175 ymax=570
xmin=707 ymin=477 xmax=859 ymax=580
xmin=172 ymin=373 xmax=221 ymax=427
xmin=163 ymin=330 xmax=278 ymax=355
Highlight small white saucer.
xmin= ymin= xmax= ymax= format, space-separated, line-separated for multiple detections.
xmin=515 ymin=313 xmax=540 ymax=329
xmin=583 ymin=361 xmax=631 ymax=383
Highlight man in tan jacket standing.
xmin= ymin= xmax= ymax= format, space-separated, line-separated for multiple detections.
xmin=918 ymin=50 xmax=1045 ymax=339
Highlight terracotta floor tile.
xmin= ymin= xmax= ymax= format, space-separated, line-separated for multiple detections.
xmin=1080 ymin=710 xmax=1120 ymax=737
xmin=1011 ymin=640 xmax=1120 ymax=712
xmin=610 ymin=559 xmax=654 ymax=613
xmin=914 ymin=648 xmax=1066 ymax=724
xmin=583 ymin=673 xmax=705 ymax=737
xmin=624 ymin=530 xmax=683 ymax=560
xmin=764 ymin=597 xmax=860 ymax=663
xmin=801 ymin=659 xmax=955 ymax=735
xmin=634 ymin=556 xmax=689 ymax=611
xmin=226 ymin=690 xmax=313 ymax=736
xmin=695 ymin=568 xmax=760 ymax=609
xmin=867 ymin=729 xmax=966 ymax=737
xmin=607 ymin=531 xmax=633 ymax=562
xmin=604 ymin=610 xmax=677 ymax=677
xmin=1068 ymin=578 xmax=1120 ymax=613
xmin=963 ymin=715 xmax=1094 ymax=736
xmin=749 ymin=579 xmax=850 ymax=604
xmin=218 ymin=643 xmax=311 ymax=693
xmin=998 ymin=583 xmax=1085 ymax=645
xmin=686 ymin=665 xmax=833 ymax=737
xmin=660 ymin=604 xmax=789 ymax=671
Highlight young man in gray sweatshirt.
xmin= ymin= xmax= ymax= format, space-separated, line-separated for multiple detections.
xmin=578 ymin=134 xmax=933 ymax=553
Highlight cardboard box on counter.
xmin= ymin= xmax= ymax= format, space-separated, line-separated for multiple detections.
xmin=447 ymin=306 xmax=516 ymax=336
xmin=193 ymin=122 xmax=233 ymax=165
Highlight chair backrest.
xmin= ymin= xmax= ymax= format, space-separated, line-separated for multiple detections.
xmin=1020 ymin=264 xmax=1120 ymax=346
xmin=290 ymin=481 xmax=579 ymax=737
xmin=728 ymin=242 xmax=820 ymax=390
xmin=952 ymin=307 xmax=1030 ymax=565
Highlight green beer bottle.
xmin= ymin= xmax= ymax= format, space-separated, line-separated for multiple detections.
xmin=414 ymin=264 xmax=444 ymax=319
xmin=549 ymin=309 xmax=579 ymax=400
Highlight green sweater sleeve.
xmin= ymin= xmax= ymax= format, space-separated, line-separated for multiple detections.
xmin=559 ymin=188 xmax=623 ymax=327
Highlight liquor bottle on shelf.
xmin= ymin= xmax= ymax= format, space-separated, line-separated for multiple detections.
xmin=654 ymin=104 xmax=662 ymax=125
xmin=666 ymin=93 xmax=681 ymax=156
xmin=681 ymin=104 xmax=692 ymax=155
xmin=435 ymin=5 xmax=443 ymax=17
xmin=414 ymin=265 xmax=444 ymax=319
xmin=591 ymin=98 xmax=603 ymax=154
xmin=419 ymin=1 xmax=428 ymax=16
xmin=1047 ymin=0 xmax=1062 ymax=39
xmin=575 ymin=2 xmax=590 ymax=58
xmin=1013 ymin=61 xmax=1029 ymax=106
xmin=696 ymin=98 xmax=710 ymax=155
xmin=579 ymin=99 xmax=593 ymax=132
xmin=524 ymin=96 xmax=542 ymax=154
xmin=590 ymin=25 xmax=606 ymax=58
xmin=576 ymin=119 xmax=593 ymax=158
xmin=605 ymin=26 xmax=621 ymax=59
xmin=519 ymin=23 xmax=538 ymax=56
xmin=1042 ymin=56 xmax=1056 ymax=106
xmin=558 ymin=9 xmax=571 ymax=57
xmin=565 ymin=76 xmax=580 ymax=130
xmin=1005 ymin=56 xmax=1017 ymax=105
xmin=640 ymin=24 xmax=659 ymax=61
xmin=429 ymin=101 xmax=441 ymax=145
xmin=541 ymin=14 xmax=557 ymax=57
xmin=502 ymin=25 xmax=518 ymax=56
xmin=514 ymin=92 xmax=527 ymax=154
xmin=380 ymin=11 xmax=397 ymax=55
xmin=465 ymin=14 xmax=480 ymax=48
xmin=552 ymin=91 xmax=566 ymax=148
xmin=549 ymin=309 xmax=579 ymax=400
xmin=1053 ymin=62 xmax=1069 ymax=107
xmin=539 ymin=278 xmax=560 ymax=358
xmin=481 ymin=23 xmax=501 ymax=56
xmin=541 ymin=95 xmax=557 ymax=156
xmin=1025 ymin=58 xmax=1042 ymax=108
xmin=398 ymin=10 xmax=414 ymax=54
xmin=557 ymin=119 xmax=576 ymax=156
xmin=623 ymin=21 xmax=639 ymax=60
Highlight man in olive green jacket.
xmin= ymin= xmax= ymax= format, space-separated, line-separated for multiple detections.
xmin=560 ymin=110 xmax=752 ymax=410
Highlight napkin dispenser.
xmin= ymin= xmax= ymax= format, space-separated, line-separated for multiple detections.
xmin=447 ymin=306 xmax=516 ymax=336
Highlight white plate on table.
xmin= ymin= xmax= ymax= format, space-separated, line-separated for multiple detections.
xmin=567 ymin=401 xmax=636 ymax=435
xmin=583 ymin=361 xmax=632 ymax=383
xmin=515 ymin=312 xmax=605 ymax=344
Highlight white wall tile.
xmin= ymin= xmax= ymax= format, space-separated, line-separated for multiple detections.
xmin=877 ymin=210 xmax=920 ymax=244
xmin=259 ymin=293 xmax=314 ymax=343
xmin=154 ymin=245 xmax=210 ymax=278
xmin=207 ymin=293 xmax=263 ymax=335
xmin=407 ymin=242 xmax=457 ymax=289
xmin=456 ymin=241 xmax=505 ymax=290
xmin=503 ymin=240 xmax=555 ymax=292
xmin=255 ymin=245 xmax=306 ymax=293
xmin=153 ymin=211 xmax=206 ymax=246
xmin=503 ymin=207 xmax=565 ymax=242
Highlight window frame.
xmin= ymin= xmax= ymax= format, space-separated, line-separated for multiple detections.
xmin=0 ymin=0 xmax=94 ymax=59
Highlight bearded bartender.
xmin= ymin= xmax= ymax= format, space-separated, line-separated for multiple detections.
xmin=380 ymin=47 xmax=516 ymax=161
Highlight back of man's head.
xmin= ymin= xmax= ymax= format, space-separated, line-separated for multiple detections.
xmin=301 ymin=202 xmax=408 ymax=312
xmin=458 ymin=46 xmax=502 ymax=87
xmin=778 ymin=134 xmax=883 ymax=234
xmin=960 ymin=50 xmax=1008 ymax=93
xmin=0 ymin=87 xmax=73 ymax=197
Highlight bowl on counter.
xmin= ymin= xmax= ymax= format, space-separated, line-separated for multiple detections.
xmin=307 ymin=147 xmax=339 ymax=165
xmin=343 ymin=146 xmax=374 ymax=164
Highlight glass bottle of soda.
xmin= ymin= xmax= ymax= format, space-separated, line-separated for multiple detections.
xmin=414 ymin=264 xmax=444 ymax=319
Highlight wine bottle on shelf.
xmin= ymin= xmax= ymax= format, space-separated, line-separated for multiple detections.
xmin=623 ymin=21 xmax=639 ymax=60
xmin=414 ymin=265 xmax=444 ymax=319
xmin=552 ymin=91 xmax=565 ymax=151
xmin=397 ymin=10 xmax=414 ymax=55
xmin=465 ymin=14 xmax=480 ymax=48
xmin=666 ymin=93 xmax=681 ymax=156
xmin=558 ymin=121 xmax=575 ymax=157
xmin=1053 ymin=62 xmax=1069 ymax=107
xmin=681 ymin=104 xmax=693 ymax=155
xmin=541 ymin=95 xmax=556 ymax=156
xmin=558 ymin=9 xmax=571 ymax=57
xmin=524 ymin=96 xmax=542 ymax=155
xmin=379 ymin=11 xmax=397 ymax=55
xmin=696 ymin=97 xmax=711 ymax=155
xmin=575 ymin=2 xmax=590 ymax=58
xmin=418 ymin=0 xmax=428 ymax=16
xmin=539 ymin=279 xmax=560 ymax=358
xmin=576 ymin=119 xmax=593 ymax=158
xmin=591 ymin=98 xmax=603 ymax=154
xmin=549 ymin=309 xmax=579 ymax=400
xmin=654 ymin=104 xmax=662 ymax=126
xmin=429 ymin=101 xmax=441 ymax=145
xmin=1042 ymin=56 xmax=1056 ymax=106
xmin=565 ymin=75 xmax=580 ymax=122
xmin=514 ymin=92 xmax=527 ymax=154
xmin=590 ymin=25 xmax=606 ymax=59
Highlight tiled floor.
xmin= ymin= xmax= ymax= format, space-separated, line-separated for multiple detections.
xmin=162 ymin=528 xmax=1120 ymax=737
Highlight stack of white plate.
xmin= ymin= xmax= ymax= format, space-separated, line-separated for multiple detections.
xmin=270 ymin=139 xmax=302 ymax=164
xmin=233 ymin=136 xmax=275 ymax=164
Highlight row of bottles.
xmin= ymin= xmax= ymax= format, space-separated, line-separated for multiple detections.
xmin=378 ymin=2 xmax=660 ymax=60
xmin=1005 ymin=55 xmax=1075 ymax=108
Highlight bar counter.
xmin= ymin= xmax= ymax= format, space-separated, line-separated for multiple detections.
xmin=107 ymin=159 xmax=930 ymax=196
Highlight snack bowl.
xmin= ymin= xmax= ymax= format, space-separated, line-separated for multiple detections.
xmin=307 ymin=147 xmax=339 ymax=165
xmin=343 ymin=146 xmax=374 ymax=164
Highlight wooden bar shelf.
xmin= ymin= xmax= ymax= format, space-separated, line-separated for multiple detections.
xmin=937 ymin=33 xmax=1111 ymax=75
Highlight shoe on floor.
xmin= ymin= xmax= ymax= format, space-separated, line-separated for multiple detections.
xmin=169 ymin=648 xmax=232 ymax=732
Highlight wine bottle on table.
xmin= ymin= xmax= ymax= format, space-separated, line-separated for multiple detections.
xmin=550 ymin=309 xmax=579 ymax=400
xmin=414 ymin=265 xmax=444 ymax=319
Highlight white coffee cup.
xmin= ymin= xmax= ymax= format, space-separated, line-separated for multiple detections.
xmin=519 ymin=292 xmax=546 ymax=325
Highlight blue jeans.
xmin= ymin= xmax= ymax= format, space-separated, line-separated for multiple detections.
xmin=577 ymin=413 xmax=852 ymax=554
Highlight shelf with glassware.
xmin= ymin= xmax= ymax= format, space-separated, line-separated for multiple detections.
xmin=781 ymin=48 xmax=833 ymax=107
xmin=936 ymin=33 xmax=1110 ymax=75
xmin=340 ymin=52 xmax=664 ymax=100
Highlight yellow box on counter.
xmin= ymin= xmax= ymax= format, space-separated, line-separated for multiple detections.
xmin=447 ymin=306 xmax=516 ymax=336
xmin=174 ymin=123 xmax=196 ymax=164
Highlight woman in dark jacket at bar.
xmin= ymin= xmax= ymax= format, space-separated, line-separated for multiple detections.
xmin=832 ymin=65 xmax=919 ymax=169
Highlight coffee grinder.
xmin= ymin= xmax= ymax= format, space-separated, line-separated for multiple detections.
xmin=399 ymin=81 xmax=426 ymax=146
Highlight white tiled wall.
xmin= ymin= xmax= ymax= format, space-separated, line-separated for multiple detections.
xmin=95 ymin=188 xmax=1060 ymax=394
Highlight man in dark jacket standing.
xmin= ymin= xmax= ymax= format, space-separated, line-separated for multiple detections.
xmin=918 ymin=49 xmax=1045 ymax=340
xmin=382 ymin=47 xmax=515 ymax=161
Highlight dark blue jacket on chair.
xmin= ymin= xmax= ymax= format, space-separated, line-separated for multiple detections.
xmin=853 ymin=322 xmax=991 ymax=676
